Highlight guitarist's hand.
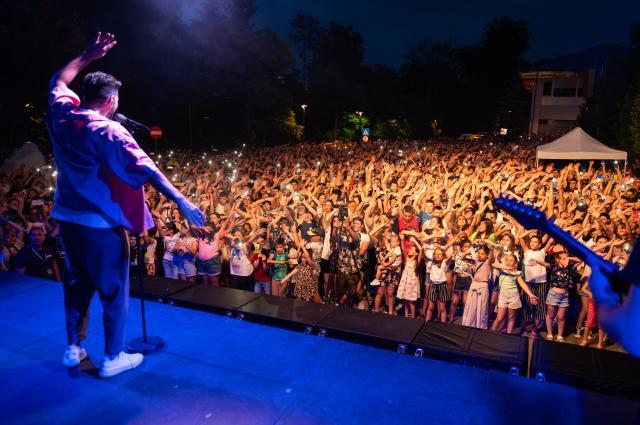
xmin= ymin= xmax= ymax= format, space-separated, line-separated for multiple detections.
xmin=589 ymin=263 xmax=640 ymax=357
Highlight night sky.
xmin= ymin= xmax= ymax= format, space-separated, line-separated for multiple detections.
xmin=252 ymin=0 xmax=640 ymax=66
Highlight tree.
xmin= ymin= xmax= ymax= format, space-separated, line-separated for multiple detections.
xmin=496 ymin=77 xmax=531 ymax=136
xmin=0 ymin=1 xmax=86 ymax=155
xmin=289 ymin=14 xmax=321 ymax=93
xmin=629 ymin=90 xmax=640 ymax=154
xmin=400 ymin=41 xmax=460 ymax=136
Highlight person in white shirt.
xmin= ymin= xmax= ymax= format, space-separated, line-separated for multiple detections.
xmin=424 ymin=247 xmax=451 ymax=322
xmin=520 ymin=234 xmax=551 ymax=337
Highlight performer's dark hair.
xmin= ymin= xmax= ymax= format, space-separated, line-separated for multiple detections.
xmin=82 ymin=71 xmax=121 ymax=104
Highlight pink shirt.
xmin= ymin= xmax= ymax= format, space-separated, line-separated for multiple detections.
xmin=46 ymin=86 xmax=158 ymax=232
xmin=197 ymin=233 xmax=220 ymax=260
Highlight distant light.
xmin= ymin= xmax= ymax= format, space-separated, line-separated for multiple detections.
xmin=301 ymin=104 xmax=308 ymax=110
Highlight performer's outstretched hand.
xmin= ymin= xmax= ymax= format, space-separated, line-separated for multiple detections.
xmin=178 ymin=198 xmax=207 ymax=228
xmin=82 ymin=32 xmax=117 ymax=62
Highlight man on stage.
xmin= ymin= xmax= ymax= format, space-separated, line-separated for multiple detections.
xmin=47 ymin=32 xmax=206 ymax=377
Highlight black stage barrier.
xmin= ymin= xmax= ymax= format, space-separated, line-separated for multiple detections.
xmin=238 ymin=295 xmax=337 ymax=332
xmin=315 ymin=307 xmax=425 ymax=351
xmin=532 ymin=339 xmax=640 ymax=399
xmin=129 ymin=276 xmax=200 ymax=303
xmin=166 ymin=283 xmax=261 ymax=315
xmin=412 ymin=322 xmax=529 ymax=375
xmin=120 ymin=275 xmax=640 ymax=391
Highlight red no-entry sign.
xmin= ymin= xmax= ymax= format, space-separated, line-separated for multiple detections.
xmin=150 ymin=126 xmax=163 ymax=140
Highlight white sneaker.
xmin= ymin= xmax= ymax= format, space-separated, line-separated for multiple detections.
xmin=62 ymin=345 xmax=88 ymax=367
xmin=556 ymin=336 xmax=564 ymax=342
xmin=546 ymin=334 xmax=554 ymax=341
xmin=99 ymin=352 xmax=144 ymax=378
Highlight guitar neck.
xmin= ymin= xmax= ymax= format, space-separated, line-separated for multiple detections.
xmin=542 ymin=220 xmax=616 ymax=275
xmin=542 ymin=220 xmax=631 ymax=296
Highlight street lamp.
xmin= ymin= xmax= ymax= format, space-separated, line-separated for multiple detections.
xmin=301 ymin=104 xmax=308 ymax=142
xmin=356 ymin=111 xmax=363 ymax=141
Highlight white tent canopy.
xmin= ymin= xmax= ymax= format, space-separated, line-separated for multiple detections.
xmin=536 ymin=127 xmax=627 ymax=168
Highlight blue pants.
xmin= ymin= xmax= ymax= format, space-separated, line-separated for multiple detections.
xmin=59 ymin=221 xmax=129 ymax=357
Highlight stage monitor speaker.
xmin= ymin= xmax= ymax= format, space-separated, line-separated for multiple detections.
xmin=532 ymin=339 xmax=640 ymax=399
xmin=238 ymin=295 xmax=337 ymax=332
xmin=412 ymin=322 xmax=528 ymax=375
xmin=315 ymin=307 xmax=425 ymax=351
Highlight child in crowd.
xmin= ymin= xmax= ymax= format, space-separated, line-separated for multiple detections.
xmin=252 ymin=245 xmax=272 ymax=295
xmin=175 ymin=228 xmax=198 ymax=282
xmin=281 ymin=244 xmax=322 ymax=303
xmin=491 ymin=254 xmax=538 ymax=334
xmin=545 ymin=252 xmax=580 ymax=342
xmin=424 ymin=247 xmax=450 ymax=322
xmin=461 ymin=246 xmax=493 ymax=329
xmin=396 ymin=238 xmax=421 ymax=318
xmin=268 ymin=239 xmax=289 ymax=297
xmin=373 ymin=233 xmax=402 ymax=314
xmin=579 ymin=281 xmax=607 ymax=349
xmin=450 ymin=239 xmax=474 ymax=323
xmin=520 ymin=234 xmax=550 ymax=337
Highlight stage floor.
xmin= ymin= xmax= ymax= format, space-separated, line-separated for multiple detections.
xmin=1 ymin=272 xmax=639 ymax=425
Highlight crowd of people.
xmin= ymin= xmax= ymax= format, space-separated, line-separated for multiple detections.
xmin=2 ymin=137 xmax=638 ymax=348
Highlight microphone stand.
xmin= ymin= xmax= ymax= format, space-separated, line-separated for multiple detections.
xmin=127 ymin=233 xmax=167 ymax=354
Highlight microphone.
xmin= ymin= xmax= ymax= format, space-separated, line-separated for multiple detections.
xmin=114 ymin=113 xmax=150 ymax=133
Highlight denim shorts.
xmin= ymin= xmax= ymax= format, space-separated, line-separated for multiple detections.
xmin=197 ymin=257 xmax=221 ymax=276
xmin=177 ymin=258 xmax=197 ymax=277
xmin=163 ymin=259 xmax=179 ymax=279
xmin=546 ymin=289 xmax=569 ymax=307
xmin=254 ymin=280 xmax=271 ymax=295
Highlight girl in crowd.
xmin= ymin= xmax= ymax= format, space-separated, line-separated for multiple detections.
xmin=520 ymin=233 xmax=551 ymax=337
xmin=281 ymin=243 xmax=322 ymax=303
xmin=373 ymin=232 xmax=402 ymax=314
xmin=545 ymin=252 xmax=580 ymax=342
xmin=226 ymin=227 xmax=261 ymax=291
xmin=450 ymin=238 xmax=474 ymax=322
xmin=396 ymin=237 xmax=421 ymax=318
xmin=175 ymin=227 xmax=198 ymax=282
xmin=196 ymin=219 xmax=228 ymax=286
xmin=155 ymin=220 xmax=180 ymax=279
xmin=461 ymin=245 xmax=493 ymax=329
xmin=491 ymin=254 xmax=539 ymax=334
xmin=579 ymin=279 xmax=607 ymax=349
xmin=268 ymin=238 xmax=289 ymax=297
xmin=424 ymin=247 xmax=450 ymax=322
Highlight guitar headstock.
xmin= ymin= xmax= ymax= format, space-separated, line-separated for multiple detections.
xmin=493 ymin=194 xmax=548 ymax=231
